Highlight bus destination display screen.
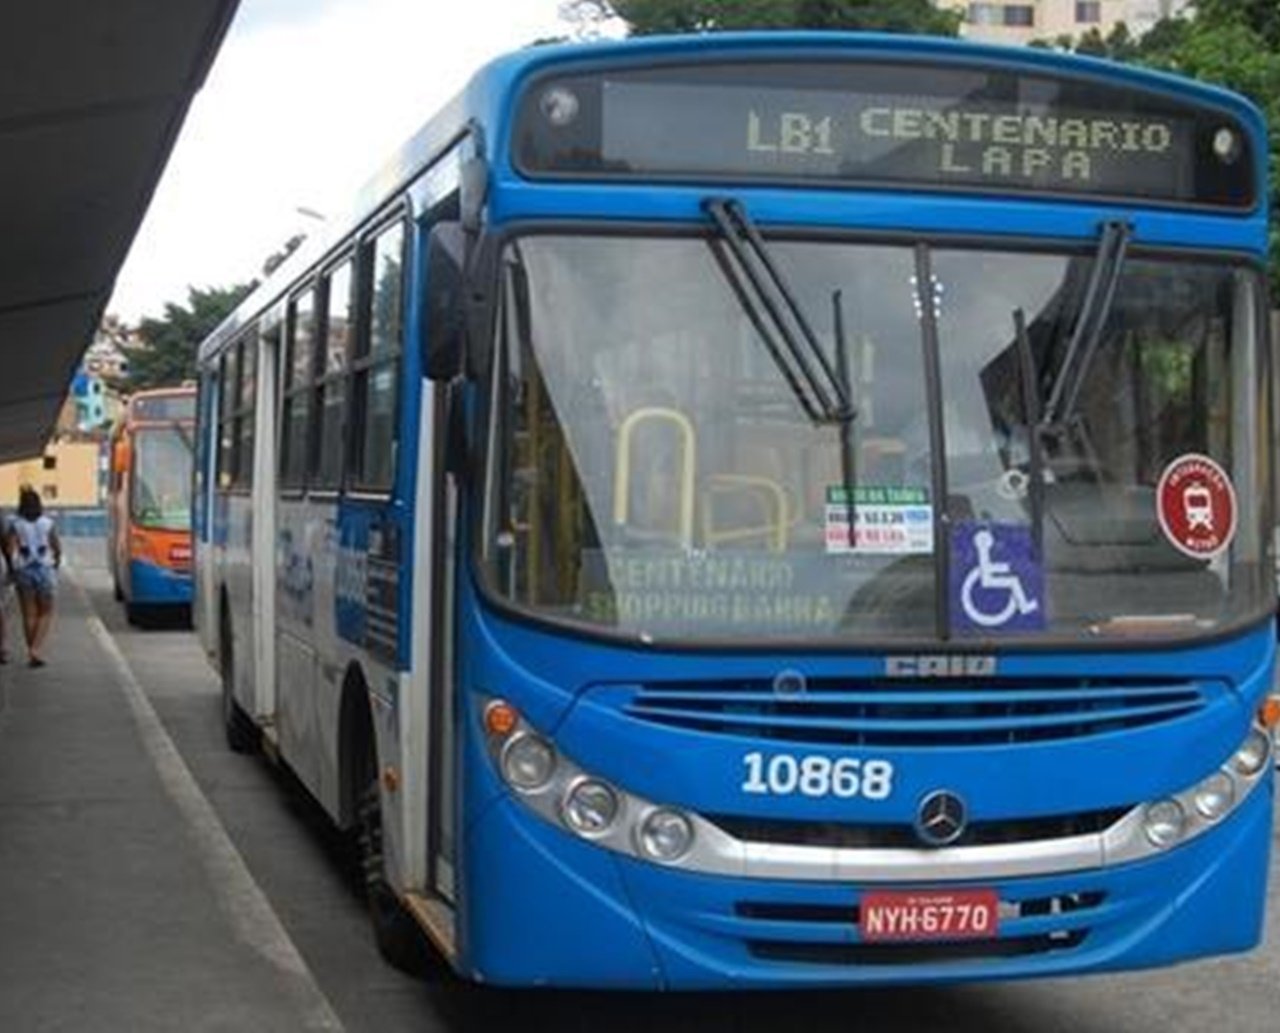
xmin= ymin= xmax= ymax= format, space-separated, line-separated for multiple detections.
xmin=514 ymin=61 xmax=1253 ymax=207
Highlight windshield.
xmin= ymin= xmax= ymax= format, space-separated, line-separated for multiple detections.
xmin=132 ymin=426 xmax=194 ymax=531
xmin=481 ymin=234 xmax=1270 ymax=645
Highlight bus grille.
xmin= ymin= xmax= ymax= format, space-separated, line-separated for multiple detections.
xmin=621 ymin=676 xmax=1212 ymax=746
xmin=708 ymin=806 xmax=1129 ymax=850
xmin=738 ymin=891 xmax=1103 ymax=966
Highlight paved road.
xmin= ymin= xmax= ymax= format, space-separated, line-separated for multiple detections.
xmin=23 ymin=542 xmax=1280 ymax=1032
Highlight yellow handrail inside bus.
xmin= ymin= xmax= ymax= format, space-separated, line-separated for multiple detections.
xmin=613 ymin=407 xmax=697 ymax=548
xmin=702 ymin=474 xmax=790 ymax=552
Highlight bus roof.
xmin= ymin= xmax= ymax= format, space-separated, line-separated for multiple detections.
xmin=125 ymin=385 xmax=196 ymax=426
xmin=129 ymin=385 xmax=195 ymax=398
xmin=199 ymin=31 xmax=1266 ymax=363
xmin=476 ymin=31 xmax=1265 ymax=128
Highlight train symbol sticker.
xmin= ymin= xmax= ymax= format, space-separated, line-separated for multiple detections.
xmin=950 ymin=523 xmax=1046 ymax=634
xmin=1182 ymin=484 xmax=1214 ymax=531
xmin=1157 ymin=454 xmax=1237 ymax=559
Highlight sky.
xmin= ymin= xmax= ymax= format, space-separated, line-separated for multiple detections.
xmin=108 ymin=0 xmax=621 ymax=323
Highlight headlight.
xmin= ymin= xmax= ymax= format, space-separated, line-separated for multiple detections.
xmin=501 ymin=733 xmax=556 ymax=791
xmin=1143 ymin=799 xmax=1186 ymax=849
xmin=1231 ymin=728 xmax=1271 ymax=777
xmin=1192 ymin=771 xmax=1235 ymax=821
xmin=563 ymin=779 xmax=620 ymax=836
xmin=637 ymin=808 xmax=694 ymax=863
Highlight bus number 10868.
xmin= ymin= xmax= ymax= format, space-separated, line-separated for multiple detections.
xmin=741 ymin=752 xmax=895 ymax=799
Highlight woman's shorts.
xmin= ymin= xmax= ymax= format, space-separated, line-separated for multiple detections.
xmin=14 ymin=565 xmax=56 ymax=601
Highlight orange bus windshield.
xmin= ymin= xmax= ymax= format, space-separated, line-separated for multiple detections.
xmin=132 ymin=425 xmax=193 ymax=531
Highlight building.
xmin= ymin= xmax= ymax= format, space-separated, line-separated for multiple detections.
xmin=938 ymin=1 xmax=1192 ymax=46
xmin=0 ymin=440 xmax=104 ymax=509
xmin=82 ymin=335 xmax=130 ymax=381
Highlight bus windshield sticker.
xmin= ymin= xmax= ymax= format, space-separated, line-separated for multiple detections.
xmin=581 ymin=550 xmax=841 ymax=632
xmin=1155 ymin=453 xmax=1238 ymax=560
xmin=949 ymin=522 xmax=1045 ymax=634
xmin=825 ymin=485 xmax=934 ymax=555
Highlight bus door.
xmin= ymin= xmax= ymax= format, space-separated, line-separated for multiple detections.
xmin=253 ymin=321 xmax=281 ymax=721
xmin=195 ymin=372 xmax=219 ymax=656
xmin=432 ymin=441 xmax=459 ymax=901
xmin=276 ymin=284 xmax=324 ymax=799
xmin=405 ymin=374 xmax=458 ymax=903
xmin=417 ymin=212 xmax=466 ymax=904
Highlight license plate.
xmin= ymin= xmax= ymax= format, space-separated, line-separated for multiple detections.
xmin=860 ymin=889 xmax=999 ymax=942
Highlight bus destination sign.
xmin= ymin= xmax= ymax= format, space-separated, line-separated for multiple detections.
xmin=515 ymin=61 xmax=1253 ymax=208
xmin=610 ymin=84 xmax=1184 ymax=193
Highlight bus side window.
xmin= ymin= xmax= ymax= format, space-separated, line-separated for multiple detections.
xmin=352 ymin=219 xmax=404 ymax=492
xmin=280 ymin=287 xmax=316 ymax=490
xmin=235 ymin=332 xmax=257 ymax=490
xmin=217 ymin=348 xmax=239 ymax=491
xmin=313 ymin=258 xmax=353 ymax=490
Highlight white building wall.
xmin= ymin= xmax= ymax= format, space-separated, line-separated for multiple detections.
xmin=937 ymin=0 xmax=1193 ymax=46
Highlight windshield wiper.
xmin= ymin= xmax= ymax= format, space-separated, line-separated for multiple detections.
xmin=1041 ymin=219 xmax=1131 ymax=430
xmin=1013 ymin=306 xmax=1045 ymax=554
xmin=703 ymin=197 xmax=860 ymax=541
xmin=172 ymin=420 xmax=194 ymax=453
xmin=703 ymin=198 xmax=855 ymax=426
xmin=831 ymin=288 xmax=858 ymax=534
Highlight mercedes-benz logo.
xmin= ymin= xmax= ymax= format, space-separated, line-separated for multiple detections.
xmin=772 ymin=669 xmax=806 ymax=697
xmin=915 ymin=790 xmax=968 ymax=847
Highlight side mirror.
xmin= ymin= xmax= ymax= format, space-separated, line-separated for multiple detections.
xmin=423 ymin=222 xmax=467 ymax=381
xmin=112 ymin=439 xmax=131 ymax=475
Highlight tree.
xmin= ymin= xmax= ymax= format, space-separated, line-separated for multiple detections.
xmin=1191 ymin=0 xmax=1280 ymax=48
xmin=1142 ymin=16 xmax=1280 ymax=289
xmin=123 ymin=283 xmax=255 ymax=391
xmin=563 ymin=0 xmax=960 ymax=36
xmin=1038 ymin=4 xmax=1280 ymax=292
xmin=558 ymin=0 xmax=614 ymax=39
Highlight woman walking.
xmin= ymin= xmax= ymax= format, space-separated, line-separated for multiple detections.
xmin=7 ymin=487 xmax=61 ymax=667
xmin=0 ymin=506 xmax=12 ymax=664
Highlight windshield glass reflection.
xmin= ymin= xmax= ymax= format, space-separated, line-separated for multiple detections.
xmin=481 ymin=235 xmax=1267 ymax=645
xmin=133 ymin=427 xmax=194 ymax=531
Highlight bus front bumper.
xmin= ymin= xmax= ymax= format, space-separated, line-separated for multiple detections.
xmin=460 ymin=778 xmax=1272 ymax=989
xmin=128 ymin=559 xmax=192 ymax=606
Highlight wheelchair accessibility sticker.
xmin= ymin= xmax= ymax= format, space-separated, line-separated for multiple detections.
xmin=950 ymin=522 xmax=1045 ymax=633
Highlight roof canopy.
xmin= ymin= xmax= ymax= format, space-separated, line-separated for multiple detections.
xmin=0 ymin=1 xmax=239 ymax=460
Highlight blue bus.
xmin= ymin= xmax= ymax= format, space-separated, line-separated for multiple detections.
xmin=194 ymin=32 xmax=1277 ymax=988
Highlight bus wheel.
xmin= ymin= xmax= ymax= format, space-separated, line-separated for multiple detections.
xmin=220 ymin=610 xmax=257 ymax=754
xmin=357 ymin=775 xmax=430 ymax=974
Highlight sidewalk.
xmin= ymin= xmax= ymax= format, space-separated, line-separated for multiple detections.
xmin=0 ymin=573 xmax=337 ymax=1032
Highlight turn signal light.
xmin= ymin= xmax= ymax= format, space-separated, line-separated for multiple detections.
xmin=484 ymin=699 xmax=520 ymax=739
xmin=1258 ymin=696 xmax=1280 ymax=730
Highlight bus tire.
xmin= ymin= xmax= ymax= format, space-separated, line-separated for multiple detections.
xmin=220 ymin=606 xmax=257 ymax=754
xmin=357 ymin=772 xmax=431 ymax=975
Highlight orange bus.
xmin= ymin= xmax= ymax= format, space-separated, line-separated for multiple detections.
xmin=107 ymin=385 xmax=196 ymax=621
